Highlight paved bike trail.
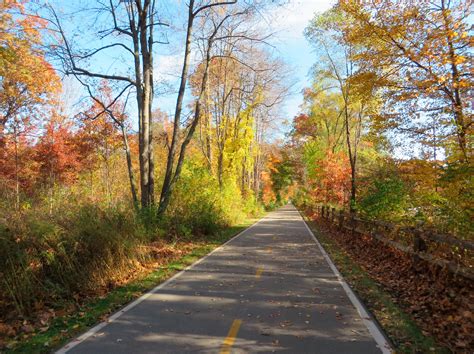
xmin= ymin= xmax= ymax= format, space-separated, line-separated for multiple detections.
xmin=58 ymin=204 xmax=391 ymax=353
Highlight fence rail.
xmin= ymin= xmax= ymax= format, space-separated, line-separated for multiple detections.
xmin=316 ymin=205 xmax=474 ymax=280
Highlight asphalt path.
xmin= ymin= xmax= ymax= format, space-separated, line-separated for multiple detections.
xmin=58 ymin=204 xmax=391 ymax=353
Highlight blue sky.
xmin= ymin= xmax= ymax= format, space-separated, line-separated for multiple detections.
xmin=266 ymin=0 xmax=335 ymax=120
xmin=58 ymin=0 xmax=335 ymax=133
xmin=163 ymin=0 xmax=334 ymax=112
xmin=151 ymin=0 xmax=335 ymax=137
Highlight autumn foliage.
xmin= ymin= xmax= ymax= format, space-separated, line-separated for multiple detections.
xmin=0 ymin=0 xmax=472 ymax=351
xmin=289 ymin=1 xmax=473 ymax=351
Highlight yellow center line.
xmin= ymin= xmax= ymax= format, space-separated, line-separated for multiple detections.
xmin=220 ymin=319 xmax=242 ymax=354
xmin=255 ymin=267 xmax=263 ymax=279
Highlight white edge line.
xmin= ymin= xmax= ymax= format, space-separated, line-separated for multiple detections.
xmin=299 ymin=211 xmax=392 ymax=354
xmin=56 ymin=215 xmax=268 ymax=354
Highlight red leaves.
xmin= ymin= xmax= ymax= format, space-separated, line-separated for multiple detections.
xmin=35 ymin=113 xmax=82 ymax=186
xmin=307 ymin=150 xmax=351 ymax=206
xmin=293 ymin=113 xmax=315 ymax=137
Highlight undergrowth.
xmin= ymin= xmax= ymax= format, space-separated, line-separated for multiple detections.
xmin=3 ymin=218 xmax=258 ymax=353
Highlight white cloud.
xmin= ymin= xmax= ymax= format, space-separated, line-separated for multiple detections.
xmin=269 ymin=0 xmax=335 ymax=41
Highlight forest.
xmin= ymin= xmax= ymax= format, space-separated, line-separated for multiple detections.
xmin=0 ymin=0 xmax=472 ymax=352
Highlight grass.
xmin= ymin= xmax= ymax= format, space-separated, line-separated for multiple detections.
xmin=303 ymin=217 xmax=450 ymax=354
xmin=5 ymin=216 xmax=261 ymax=354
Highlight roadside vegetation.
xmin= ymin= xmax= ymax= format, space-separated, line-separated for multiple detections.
xmin=2 ymin=217 xmax=260 ymax=353
xmin=0 ymin=0 xmax=289 ymax=350
xmin=265 ymin=0 xmax=473 ymax=351
xmin=1 ymin=0 xmax=472 ymax=352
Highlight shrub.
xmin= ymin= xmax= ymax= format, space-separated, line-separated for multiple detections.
xmin=164 ymin=161 xmax=261 ymax=238
xmin=165 ymin=162 xmax=225 ymax=237
xmin=358 ymin=176 xmax=410 ymax=222
xmin=0 ymin=205 xmax=146 ymax=316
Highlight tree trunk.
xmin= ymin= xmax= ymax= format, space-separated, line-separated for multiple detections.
xmin=158 ymin=0 xmax=195 ymax=215
xmin=49 ymin=170 xmax=54 ymax=216
xmin=147 ymin=8 xmax=155 ymax=205
xmin=344 ymin=103 xmax=357 ymax=212
xmin=253 ymin=154 xmax=260 ymax=196
xmin=217 ymin=150 xmax=224 ymax=188
xmin=441 ymin=0 xmax=468 ymax=162
xmin=205 ymin=89 xmax=213 ymax=170
xmin=104 ymin=140 xmax=112 ymax=203
xmin=140 ymin=5 xmax=152 ymax=208
xmin=120 ymin=124 xmax=138 ymax=207
xmin=13 ymin=124 xmax=19 ymax=211
xmin=159 ymin=29 xmax=216 ymax=215
xmin=129 ymin=10 xmax=149 ymax=209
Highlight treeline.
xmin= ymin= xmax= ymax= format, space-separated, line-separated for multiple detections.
xmin=281 ymin=0 xmax=472 ymax=236
xmin=0 ymin=0 xmax=288 ymax=319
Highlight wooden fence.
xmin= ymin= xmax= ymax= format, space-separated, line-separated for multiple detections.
xmin=316 ymin=205 xmax=474 ymax=281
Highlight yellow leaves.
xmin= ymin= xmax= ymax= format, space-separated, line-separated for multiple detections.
xmin=447 ymin=30 xmax=458 ymax=39
xmin=453 ymin=55 xmax=467 ymax=65
xmin=457 ymin=80 xmax=470 ymax=88
xmin=0 ymin=6 xmax=61 ymax=124
xmin=437 ymin=75 xmax=447 ymax=84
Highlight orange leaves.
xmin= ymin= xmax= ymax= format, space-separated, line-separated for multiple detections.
xmin=310 ymin=150 xmax=350 ymax=205
xmin=260 ymin=170 xmax=276 ymax=205
xmin=35 ymin=113 xmax=82 ymax=186
xmin=336 ymin=0 xmax=472 ymax=161
xmin=0 ymin=1 xmax=60 ymax=125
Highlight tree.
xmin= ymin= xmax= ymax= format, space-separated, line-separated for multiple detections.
xmin=35 ymin=112 xmax=81 ymax=214
xmin=157 ymin=0 xmax=266 ymax=215
xmin=269 ymin=151 xmax=293 ymax=203
xmin=0 ymin=1 xmax=60 ymax=209
xmin=47 ymin=0 xmax=166 ymax=208
xmin=0 ymin=117 xmax=38 ymax=210
xmin=289 ymin=98 xmax=352 ymax=207
xmin=305 ymin=9 xmax=377 ymax=210
xmin=189 ymin=23 xmax=289 ymax=196
xmin=0 ymin=1 xmax=59 ymax=134
xmin=78 ymin=82 xmax=139 ymax=206
xmin=337 ymin=0 xmax=473 ymax=163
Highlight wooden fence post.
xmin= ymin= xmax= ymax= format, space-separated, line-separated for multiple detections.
xmin=413 ymin=226 xmax=427 ymax=269
xmin=338 ymin=210 xmax=344 ymax=229
xmin=350 ymin=213 xmax=356 ymax=236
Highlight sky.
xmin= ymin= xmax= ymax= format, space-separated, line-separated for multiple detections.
xmin=150 ymin=0 xmax=335 ymax=137
xmin=266 ymin=0 xmax=335 ymax=121
xmin=152 ymin=0 xmax=336 ymax=112
xmin=57 ymin=0 xmax=336 ymax=134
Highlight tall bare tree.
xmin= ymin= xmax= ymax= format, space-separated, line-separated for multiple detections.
xmin=47 ymin=0 xmax=165 ymax=208
xmin=158 ymin=0 xmax=240 ymax=216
